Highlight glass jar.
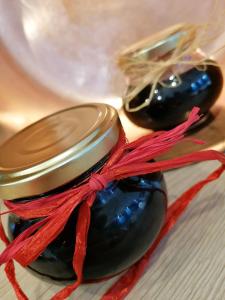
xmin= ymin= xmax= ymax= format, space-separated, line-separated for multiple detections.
xmin=0 ymin=104 xmax=167 ymax=283
xmin=119 ymin=25 xmax=223 ymax=130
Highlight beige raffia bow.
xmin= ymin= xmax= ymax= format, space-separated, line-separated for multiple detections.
xmin=118 ymin=23 xmax=221 ymax=112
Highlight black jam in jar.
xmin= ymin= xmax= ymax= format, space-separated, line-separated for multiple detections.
xmin=8 ymin=159 xmax=167 ymax=283
xmin=125 ymin=60 xmax=223 ymax=130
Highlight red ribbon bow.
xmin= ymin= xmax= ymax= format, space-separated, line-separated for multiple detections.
xmin=0 ymin=107 xmax=225 ymax=300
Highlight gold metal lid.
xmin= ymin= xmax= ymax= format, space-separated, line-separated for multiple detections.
xmin=0 ymin=103 xmax=121 ymax=199
xmin=119 ymin=23 xmax=190 ymax=65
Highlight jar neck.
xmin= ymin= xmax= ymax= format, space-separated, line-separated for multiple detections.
xmin=13 ymin=153 xmax=111 ymax=203
xmin=126 ymin=48 xmax=206 ymax=87
xmin=163 ymin=48 xmax=206 ymax=78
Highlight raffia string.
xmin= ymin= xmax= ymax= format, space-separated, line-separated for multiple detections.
xmin=1 ymin=107 xmax=225 ymax=300
xmin=118 ymin=20 xmax=225 ymax=112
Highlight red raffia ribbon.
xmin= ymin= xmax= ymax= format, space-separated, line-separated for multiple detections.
xmin=0 ymin=107 xmax=225 ymax=300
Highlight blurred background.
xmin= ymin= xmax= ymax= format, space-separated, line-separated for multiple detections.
xmin=0 ymin=0 xmax=225 ymax=143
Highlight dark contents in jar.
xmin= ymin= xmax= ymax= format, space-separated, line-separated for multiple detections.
xmin=8 ymin=167 xmax=167 ymax=283
xmin=125 ymin=60 xmax=223 ymax=130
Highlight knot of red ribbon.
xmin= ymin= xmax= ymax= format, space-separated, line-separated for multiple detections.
xmin=89 ymin=173 xmax=109 ymax=191
xmin=0 ymin=107 xmax=225 ymax=300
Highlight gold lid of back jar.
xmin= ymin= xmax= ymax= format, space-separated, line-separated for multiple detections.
xmin=119 ymin=24 xmax=186 ymax=64
xmin=0 ymin=103 xmax=121 ymax=199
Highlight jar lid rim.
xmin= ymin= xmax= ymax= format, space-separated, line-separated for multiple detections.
xmin=0 ymin=103 xmax=121 ymax=199
xmin=119 ymin=23 xmax=195 ymax=63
